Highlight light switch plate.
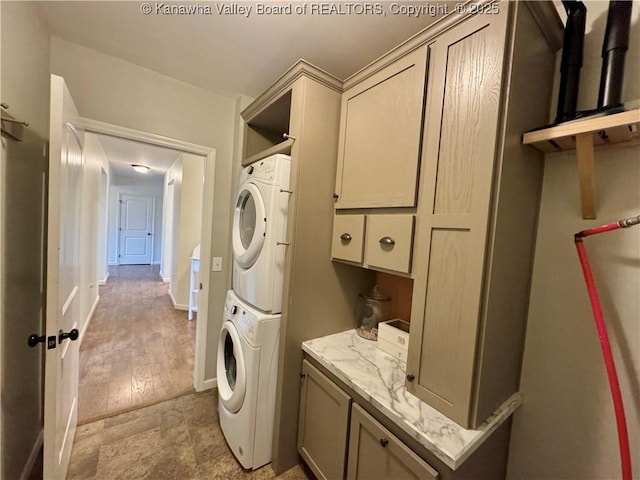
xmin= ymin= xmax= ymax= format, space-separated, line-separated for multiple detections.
xmin=212 ymin=257 xmax=223 ymax=272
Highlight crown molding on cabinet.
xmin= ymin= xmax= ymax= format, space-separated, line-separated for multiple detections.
xmin=241 ymin=60 xmax=343 ymax=121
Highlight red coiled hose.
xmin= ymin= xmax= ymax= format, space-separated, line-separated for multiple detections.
xmin=574 ymin=214 xmax=639 ymax=480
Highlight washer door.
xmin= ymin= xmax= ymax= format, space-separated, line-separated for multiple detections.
xmin=217 ymin=321 xmax=246 ymax=413
xmin=232 ymin=182 xmax=266 ymax=269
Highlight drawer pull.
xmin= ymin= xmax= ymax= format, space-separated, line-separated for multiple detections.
xmin=406 ymin=374 xmax=415 ymax=382
xmin=340 ymin=233 xmax=352 ymax=242
xmin=379 ymin=236 xmax=395 ymax=246
xmin=379 ymin=437 xmax=389 ymax=448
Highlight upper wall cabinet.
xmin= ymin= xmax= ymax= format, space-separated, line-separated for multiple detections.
xmin=334 ymin=46 xmax=428 ymax=209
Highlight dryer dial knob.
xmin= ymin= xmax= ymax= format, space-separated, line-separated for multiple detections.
xmin=231 ymin=305 xmax=238 ymax=315
xmin=248 ymin=166 xmax=254 ymax=175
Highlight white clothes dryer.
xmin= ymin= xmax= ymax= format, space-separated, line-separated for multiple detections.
xmin=217 ymin=289 xmax=280 ymax=470
xmin=232 ymin=154 xmax=291 ymax=314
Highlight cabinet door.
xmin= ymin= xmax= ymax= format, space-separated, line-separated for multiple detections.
xmin=335 ymin=46 xmax=428 ymax=209
xmin=406 ymin=8 xmax=509 ymax=427
xmin=364 ymin=215 xmax=414 ymax=273
xmin=331 ymin=214 xmax=366 ymax=263
xmin=298 ymin=360 xmax=351 ymax=480
xmin=347 ymin=404 xmax=439 ymax=480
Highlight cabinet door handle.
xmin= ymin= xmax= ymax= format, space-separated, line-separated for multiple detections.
xmin=340 ymin=233 xmax=352 ymax=242
xmin=379 ymin=437 xmax=389 ymax=448
xmin=406 ymin=374 xmax=415 ymax=382
xmin=379 ymin=236 xmax=395 ymax=246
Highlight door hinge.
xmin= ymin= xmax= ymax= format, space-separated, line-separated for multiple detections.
xmin=199 ymin=282 xmax=203 ymax=290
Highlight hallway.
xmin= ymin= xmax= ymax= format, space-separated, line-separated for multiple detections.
xmin=78 ymin=265 xmax=196 ymax=423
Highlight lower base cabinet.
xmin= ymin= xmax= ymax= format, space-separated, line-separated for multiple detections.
xmin=297 ymin=360 xmax=350 ymax=480
xmin=297 ymin=360 xmax=439 ymax=480
xmin=347 ymin=404 xmax=438 ymax=480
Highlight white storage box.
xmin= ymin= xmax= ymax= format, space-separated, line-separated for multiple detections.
xmin=377 ymin=319 xmax=410 ymax=362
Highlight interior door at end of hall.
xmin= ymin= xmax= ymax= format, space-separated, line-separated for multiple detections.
xmin=44 ymin=74 xmax=84 ymax=480
xmin=118 ymin=194 xmax=154 ymax=265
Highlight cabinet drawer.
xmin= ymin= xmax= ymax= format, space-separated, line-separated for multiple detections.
xmin=347 ymin=404 xmax=438 ymax=480
xmin=331 ymin=215 xmax=366 ymax=263
xmin=364 ymin=215 xmax=414 ymax=273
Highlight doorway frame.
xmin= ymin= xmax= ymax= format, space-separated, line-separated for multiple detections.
xmin=77 ymin=117 xmax=215 ymax=392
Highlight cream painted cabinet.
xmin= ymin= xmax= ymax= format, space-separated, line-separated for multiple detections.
xmin=347 ymin=404 xmax=439 ymax=480
xmin=331 ymin=214 xmax=414 ymax=274
xmin=298 ymin=360 xmax=351 ymax=480
xmin=331 ymin=214 xmax=366 ymax=264
xmin=406 ymin=2 xmax=560 ymax=428
xmin=334 ymin=46 xmax=428 ymax=209
xmin=298 ymin=360 xmax=439 ymax=480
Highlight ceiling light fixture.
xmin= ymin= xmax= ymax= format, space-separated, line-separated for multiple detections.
xmin=132 ymin=164 xmax=150 ymax=173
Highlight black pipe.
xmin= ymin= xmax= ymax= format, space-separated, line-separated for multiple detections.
xmin=556 ymin=1 xmax=587 ymax=123
xmin=597 ymin=0 xmax=633 ymax=110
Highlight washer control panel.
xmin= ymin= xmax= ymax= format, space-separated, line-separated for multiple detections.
xmin=237 ymin=309 xmax=258 ymax=345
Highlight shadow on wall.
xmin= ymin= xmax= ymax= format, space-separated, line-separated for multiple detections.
xmin=1 ymin=127 xmax=48 ymax=480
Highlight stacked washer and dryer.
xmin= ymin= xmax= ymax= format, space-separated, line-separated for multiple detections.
xmin=216 ymin=154 xmax=291 ymax=470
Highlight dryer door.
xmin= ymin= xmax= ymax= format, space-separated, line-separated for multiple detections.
xmin=232 ymin=182 xmax=266 ymax=269
xmin=217 ymin=321 xmax=247 ymax=413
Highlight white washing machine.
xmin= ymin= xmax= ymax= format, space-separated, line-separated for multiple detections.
xmin=232 ymin=154 xmax=291 ymax=314
xmin=217 ymin=289 xmax=280 ymax=470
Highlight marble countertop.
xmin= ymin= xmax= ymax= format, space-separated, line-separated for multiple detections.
xmin=302 ymin=330 xmax=521 ymax=471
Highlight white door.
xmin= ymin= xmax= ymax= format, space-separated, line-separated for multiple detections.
xmin=118 ymin=193 xmax=154 ymax=265
xmin=44 ymin=75 xmax=83 ymax=480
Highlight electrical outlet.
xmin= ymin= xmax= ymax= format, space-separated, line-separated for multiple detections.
xmin=212 ymin=257 xmax=223 ymax=272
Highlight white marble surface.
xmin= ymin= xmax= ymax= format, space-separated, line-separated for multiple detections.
xmin=302 ymin=329 xmax=522 ymax=471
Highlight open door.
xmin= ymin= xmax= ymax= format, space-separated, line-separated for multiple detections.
xmin=43 ymin=75 xmax=84 ymax=479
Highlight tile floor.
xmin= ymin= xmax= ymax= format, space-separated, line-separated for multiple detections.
xmin=67 ymin=390 xmax=312 ymax=480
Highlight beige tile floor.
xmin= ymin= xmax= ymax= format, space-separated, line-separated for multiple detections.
xmin=67 ymin=390 xmax=312 ymax=480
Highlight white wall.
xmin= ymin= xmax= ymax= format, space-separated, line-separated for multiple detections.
xmin=107 ymin=175 xmax=163 ymax=266
xmin=80 ymin=133 xmax=110 ymax=338
xmin=0 ymin=2 xmax=50 ymax=479
xmin=51 ymin=37 xmax=237 ymax=381
xmin=97 ymin=168 xmax=109 ymax=283
xmin=507 ymin=2 xmax=640 ymax=478
xmin=164 ymin=154 xmax=204 ymax=309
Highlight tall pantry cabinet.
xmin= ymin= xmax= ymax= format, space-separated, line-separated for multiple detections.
xmin=239 ymin=62 xmax=372 ymax=474
xmin=406 ymin=2 xmax=561 ymax=428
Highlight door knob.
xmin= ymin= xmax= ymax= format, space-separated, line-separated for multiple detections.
xmin=58 ymin=328 xmax=79 ymax=344
xmin=28 ymin=334 xmax=57 ymax=349
xmin=28 ymin=334 xmax=45 ymax=348
xmin=147 ymin=233 xmax=152 ymax=236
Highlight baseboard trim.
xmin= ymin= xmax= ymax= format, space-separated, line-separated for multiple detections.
xmin=167 ymin=289 xmax=188 ymax=311
xmin=19 ymin=429 xmax=43 ymax=480
xmin=107 ymin=261 xmax=118 ymax=266
xmin=80 ymin=295 xmax=100 ymax=344
xmin=196 ymin=377 xmax=217 ymax=392
xmin=98 ymin=272 xmax=109 ymax=286
xmin=152 ymin=261 xmax=161 ymax=265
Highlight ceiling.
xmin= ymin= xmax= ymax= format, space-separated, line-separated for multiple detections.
xmin=96 ymin=134 xmax=182 ymax=179
xmin=39 ymin=2 xmax=460 ymax=175
xmin=38 ymin=1 xmax=453 ymax=98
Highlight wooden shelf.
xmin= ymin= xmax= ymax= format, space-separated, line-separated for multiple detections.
xmin=523 ymin=109 xmax=640 ymax=219
xmin=243 ymin=138 xmax=294 ymax=166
